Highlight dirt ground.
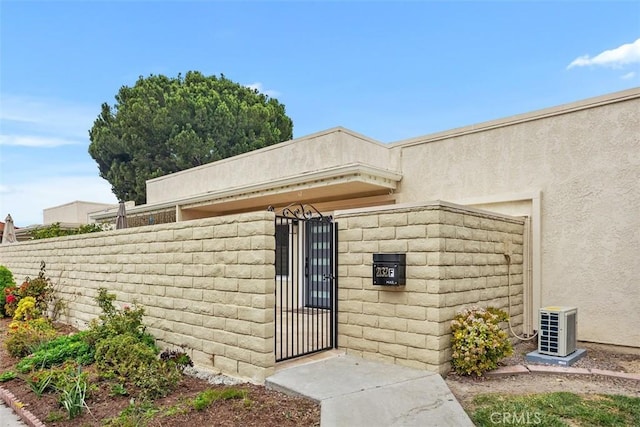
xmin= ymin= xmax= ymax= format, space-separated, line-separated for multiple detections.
xmin=2 ymin=318 xmax=639 ymax=426
xmin=0 ymin=318 xmax=320 ymax=427
xmin=445 ymin=338 xmax=640 ymax=409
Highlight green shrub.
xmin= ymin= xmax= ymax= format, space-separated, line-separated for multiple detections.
xmin=450 ymin=306 xmax=513 ymax=376
xmin=95 ymin=333 xmax=157 ymax=379
xmin=134 ymin=359 xmax=183 ymax=400
xmin=95 ymin=333 xmax=180 ymax=399
xmin=16 ymin=332 xmax=94 ymax=373
xmin=87 ymin=288 xmax=181 ymax=399
xmin=0 ymin=265 xmax=15 ymax=317
xmin=5 ymin=318 xmax=58 ymax=358
xmin=84 ymin=288 xmax=156 ymax=349
xmin=28 ymin=222 xmax=104 ymax=240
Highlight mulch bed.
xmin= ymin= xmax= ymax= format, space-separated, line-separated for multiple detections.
xmin=0 ymin=318 xmax=320 ymax=426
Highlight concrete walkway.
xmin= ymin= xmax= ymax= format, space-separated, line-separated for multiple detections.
xmin=0 ymin=402 xmax=27 ymax=427
xmin=266 ymin=353 xmax=473 ymax=427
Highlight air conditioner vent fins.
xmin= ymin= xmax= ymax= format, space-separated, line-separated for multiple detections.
xmin=538 ymin=306 xmax=577 ymax=357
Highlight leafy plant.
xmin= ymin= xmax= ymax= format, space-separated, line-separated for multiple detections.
xmin=159 ymin=348 xmax=193 ymax=371
xmin=109 ymin=383 xmax=128 ymax=397
xmin=25 ymin=370 xmax=54 ymax=397
xmin=5 ymin=318 xmax=58 ymax=358
xmin=0 ymin=265 xmax=15 ymax=317
xmin=0 ymin=371 xmax=17 ymax=382
xmin=56 ymin=366 xmax=90 ymax=419
xmin=16 ymin=332 xmax=94 ymax=373
xmin=104 ymin=401 xmax=159 ymax=427
xmin=450 ymin=306 xmax=513 ymax=376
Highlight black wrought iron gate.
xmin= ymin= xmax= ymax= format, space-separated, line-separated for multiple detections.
xmin=272 ymin=204 xmax=338 ymax=362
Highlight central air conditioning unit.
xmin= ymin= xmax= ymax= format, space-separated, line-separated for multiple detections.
xmin=538 ymin=306 xmax=577 ymax=357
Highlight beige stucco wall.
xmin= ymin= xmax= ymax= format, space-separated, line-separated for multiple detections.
xmin=0 ymin=212 xmax=276 ymax=383
xmin=393 ymin=89 xmax=640 ymax=348
xmin=44 ymin=201 xmax=117 ymax=225
xmin=335 ymin=202 xmax=524 ymax=375
xmin=146 ymin=127 xmax=401 ymax=204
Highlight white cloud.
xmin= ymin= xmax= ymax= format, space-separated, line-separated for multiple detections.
xmin=0 ymin=94 xmax=96 ymax=140
xmin=0 ymin=134 xmax=81 ymax=147
xmin=621 ymin=71 xmax=637 ymax=80
xmin=567 ymin=38 xmax=640 ymax=69
xmin=245 ymin=82 xmax=281 ymax=98
xmin=0 ymin=176 xmax=117 ymax=227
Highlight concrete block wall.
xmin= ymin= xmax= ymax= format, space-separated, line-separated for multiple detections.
xmin=334 ymin=201 xmax=524 ymax=375
xmin=0 ymin=212 xmax=276 ymax=383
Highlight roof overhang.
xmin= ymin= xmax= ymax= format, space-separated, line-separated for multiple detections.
xmin=180 ymin=163 xmax=402 ymax=216
xmin=92 ymin=163 xmax=402 ymax=220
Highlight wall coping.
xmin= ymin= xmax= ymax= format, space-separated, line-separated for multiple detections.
xmin=0 ymin=211 xmax=275 ymax=249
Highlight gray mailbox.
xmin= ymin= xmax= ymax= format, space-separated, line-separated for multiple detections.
xmin=372 ymin=253 xmax=406 ymax=286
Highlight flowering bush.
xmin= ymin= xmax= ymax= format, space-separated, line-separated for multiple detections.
xmin=3 ymin=262 xmax=53 ymax=317
xmin=5 ymin=318 xmax=58 ymax=358
xmin=3 ymin=288 xmax=19 ymax=317
xmin=450 ymin=306 xmax=513 ymax=376
xmin=0 ymin=265 xmax=15 ymax=317
xmin=13 ymin=296 xmax=39 ymax=321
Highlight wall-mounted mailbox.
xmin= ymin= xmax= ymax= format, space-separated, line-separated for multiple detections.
xmin=373 ymin=253 xmax=406 ymax=286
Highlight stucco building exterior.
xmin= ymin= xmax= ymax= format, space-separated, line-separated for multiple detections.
xmin=44 ymin=201 xmax=117 ymax=226
xmin=89 ymin=87 xmax=640 ymax=349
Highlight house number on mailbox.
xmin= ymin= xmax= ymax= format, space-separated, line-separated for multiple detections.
xmin=372 ymin=253 xmax=406 ymax=286
xmin=375 ymin=266 xmax=395 ymax=278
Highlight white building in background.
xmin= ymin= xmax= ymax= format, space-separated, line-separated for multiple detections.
xmin=44 ymin=201 xmax=118 ymax=226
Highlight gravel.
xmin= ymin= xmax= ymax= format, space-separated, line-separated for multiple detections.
xmin=183 ymin=366 xmax=247 ymax=385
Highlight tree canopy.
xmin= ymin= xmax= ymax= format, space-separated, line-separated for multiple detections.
xmin=88 ymin=72 xmax=293 ymax=205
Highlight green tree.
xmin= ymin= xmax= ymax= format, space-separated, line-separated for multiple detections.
xmin=88 ymin=72 xmax=293 ymax=204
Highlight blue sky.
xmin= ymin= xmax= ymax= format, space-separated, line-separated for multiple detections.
xmin=1 ymin=1 xmax=639 ymax=226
